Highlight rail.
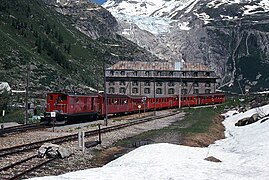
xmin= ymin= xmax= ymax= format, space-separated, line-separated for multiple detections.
xmin=0 ymin=123 xmax=46 ymax=136
xmin=0 ymin=154 xmax=56 ymax=180
xmin=0 ymin=111 xmax=179 ymax=157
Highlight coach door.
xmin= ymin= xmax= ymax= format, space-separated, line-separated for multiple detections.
xmin=198 ymin=96 xmax=201 ymax=105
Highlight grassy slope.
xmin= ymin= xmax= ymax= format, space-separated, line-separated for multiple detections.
xmin=0 ymin=0 xmax=104 ymax=90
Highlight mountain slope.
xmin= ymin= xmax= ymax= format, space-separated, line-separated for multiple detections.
xmin=103 ymin=0 xmax=269 ymax=93
xmin=0 ymin=0 xmax=156 ymax=94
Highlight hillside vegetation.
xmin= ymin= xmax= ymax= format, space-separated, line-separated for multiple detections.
xmin=0 ymin=0 xmax=155 ymax=94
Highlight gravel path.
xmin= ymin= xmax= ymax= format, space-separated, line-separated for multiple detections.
xmin=0 ymin=110 xmax=185 ymax=178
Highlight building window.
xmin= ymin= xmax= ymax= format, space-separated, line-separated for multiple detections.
xmin=156 ymin=81 xmax=163 ymax=86
xmin=132 ymin=81 xmax=138 ymax=86
xmin=182 ymin=89 xmax=187 ymax=95
xmin=205 ymin=82 xmax=211 ymax=87
xmin=144 ymin=81 xmax=150 ymax=86
xmin=193 ymin=72 xmax=198 ymax=77
xmin=156 ymin=88 xmax=162 ymax=94
xmin=119 ymin=87 xmax=125 ymax=94
xmin=108 ymin=81 xmax=115 ymax=86
xmin=120 ymin=71 xmax=125 ymax=75
xmin=168 ymin=88 xmax=174 ymax=94
xmin=133 ymin=71 xmax=138 ymax=76
xmin=145 ymin=71 xmax=149 ymax=76
xmin=109 ymin=87 xmax=115 ymax=93
xmin=193 ymin=82 xmax=199 ymax=87
xmin=193 ymin=89 xmax=199 ymax=94
xmin=182 ymin=82 xmax=187 ymax=87
xmin=132 ymin=88 xmax=138 ymax=94
xmin=110 ymin=71 xmax=114 ymax=75
xmin=205 ymin=89 xmax=211 ymax=94
xmin=120 ymin=81 xmax=126 ymax=86
xmin=169 ymin=71 xmax=173 ymax=76
xmin=168 ymin=81 xmax=174 ymax=86
xmin=144 ymin=88 xmax=150 ymax=94
xmin=206 ymin=72 xmax=210 ymax=76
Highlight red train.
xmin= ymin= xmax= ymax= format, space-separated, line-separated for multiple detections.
xmin=41 ymin=92 xmax=225 ymax=125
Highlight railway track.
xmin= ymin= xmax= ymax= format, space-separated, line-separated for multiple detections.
xmin=0 ymin=111 xmax=179 ymax=179
xmin=0 ymin=154 xmax=56 ymax=180
xmin=0 ymin=111 xmax=179 ymax=157
xmin=0 ymin=123 xmax=46 ymax=136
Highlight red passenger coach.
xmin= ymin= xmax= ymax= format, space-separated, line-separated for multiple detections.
xmin=42 ymin=92 xmax=225 ymax=125
xmin=99 ymin=94 xmax=130 ymax=116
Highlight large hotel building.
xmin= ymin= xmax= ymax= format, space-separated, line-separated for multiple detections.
xmin=105 ymin=61 xmax=218 ymax=96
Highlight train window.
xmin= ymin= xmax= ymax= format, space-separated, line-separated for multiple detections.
xmin=69 ymin=97 xmax=74 ymax=104
xmin=91 ymin=97 xmax=94 ymax=110
xmin=156 ymin=88 xmax=162 ymax=94
xmin=124 ymin=99 xmax=128 ymax=104
xmin=168 ymin=88 xmax=175 ymax=94
xmin=58 ymin=95 xmax=67 ymax=101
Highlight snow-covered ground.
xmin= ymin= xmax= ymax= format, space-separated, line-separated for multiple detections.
xmin=30 ymin=104 xmax=269 ymax=180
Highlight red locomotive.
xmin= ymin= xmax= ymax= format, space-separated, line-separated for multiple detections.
xmin=42 ymin=92 xmax=225 ymax=125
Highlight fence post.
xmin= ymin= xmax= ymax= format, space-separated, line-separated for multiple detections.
xmin=78 ymin=131 xmax=85 ymax=153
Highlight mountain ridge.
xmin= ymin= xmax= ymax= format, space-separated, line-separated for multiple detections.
xmin=103 ymin=0 xmax=269 ymax=93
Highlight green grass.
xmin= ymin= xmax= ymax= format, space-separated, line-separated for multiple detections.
xmin=114 ymin=106 xmax=223 ymax=147
xmin=2 ymin=109 xmax=25 ymax=124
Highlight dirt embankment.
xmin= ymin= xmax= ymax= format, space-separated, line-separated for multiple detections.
xmin=181 ymin=115 xmax=225 ymax=147
xmin=94 ymin=114 xmax=226 ymax=166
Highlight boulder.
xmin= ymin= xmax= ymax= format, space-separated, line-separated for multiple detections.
xmin=235 ymin=113 xmax=259 ymax=126
xmin=38 ymin=143 xmax=71 ymax=159
xmin=204 ymin=156 xmax=222 ymax=162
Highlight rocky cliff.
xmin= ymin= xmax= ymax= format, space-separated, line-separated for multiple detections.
xmin=103 ymin=0 xmax=269 ymax=93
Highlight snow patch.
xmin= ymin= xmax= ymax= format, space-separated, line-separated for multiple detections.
xmin=29 ymin=103 xmax=269 ymax=180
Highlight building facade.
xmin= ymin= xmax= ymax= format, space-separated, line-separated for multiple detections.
xmin=105 ymin=61 xmax=218 ymax=96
